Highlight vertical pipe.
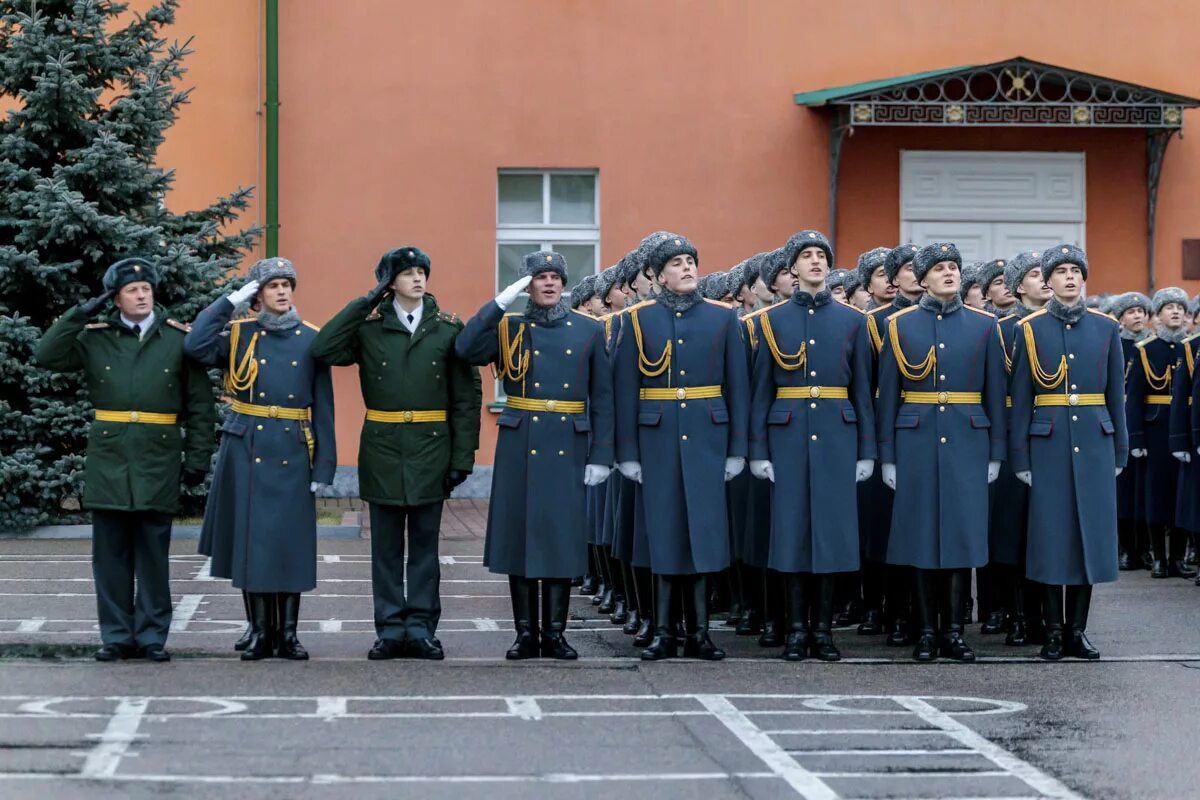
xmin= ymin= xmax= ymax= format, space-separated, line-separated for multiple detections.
xmin=264 ymin=0 xmax=279 ymax=257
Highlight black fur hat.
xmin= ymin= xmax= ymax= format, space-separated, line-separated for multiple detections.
xmin=646 ymin=233 xmax=699 ymax=275
xmin=101 ymin=257 xmax=159 ymax=292
xmin=520 ymin=250 xmax=568 ymax=282
xmin=375 ymin=246 xmax=431 ymax=284
xmin=784 ymin=230 xmax=834 ymax=269
xmin=912 ymin=242 xmax=962 ymax=284
xmin=884 ymin=243 xmax=920 ymax=285
xmin=1041 ymin=244 xmax=1089 ymax=282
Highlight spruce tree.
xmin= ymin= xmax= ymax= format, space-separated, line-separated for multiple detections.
xmin=0 ymin=0 xmax=259 ymax=529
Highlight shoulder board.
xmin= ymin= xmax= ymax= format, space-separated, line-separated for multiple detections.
xmin=302 ymin=321 xmax=321 ymax=332
xmin=1015 ymin=308 xmax=1049 ymax=327
xmin=867 ymin=303 xmax=894 ymax=316
xmin=998 ymin=313 xmax=1016 ymax=323
xmin=1087 ymin=308 xmax=1118 ymax=322
xmin=745 ymin=300 xmax=785 ymax=320
xmin=703 ymin=298 xmax=733 ymax=309
xmin=598 ymin=311 xmax=615 ymax=322
xmin=569 ymin=308 xmax=595 ymax=320
xmin=840 ymin=302 xmax=865 ymax=315
xmin=83 ymin=322 xmax=109 ymax=330
xmin=1183 ymin=332 xmax=1200 ymax=344
xmin=503 ymin=311 xmax=522 ymax=318
xmin=624 ymin=299 xmax=656 ymax=313
xmin=891 ymin=305 xmax=921 ymax=320
xmin=230 ymin=318 xmax=254 ymax=325
xmin=165 ymin=318 xmax=191 ymax=333
xmin=438 ymin=310 xmax=460 ymax=325
xmin=364 ymin=308 xmax=383 ymax=321
xmin=1135 ymin=334 xmax=1157 ymax=349
xmin=962 ymin=305 xmax=995 ymax=318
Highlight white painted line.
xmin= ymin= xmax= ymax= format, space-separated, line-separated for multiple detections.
xmin=472 ymin=619 xmax=501 ymax=631
xmin=315 ymin=697 xmax=346 ymax=720
xmin=505 ymin=697 xmax=543 ymax=721
xmin=763 ymin=729 xmax=943 ymax=736
xmin=439 ymin=556 xmax=458 ymax=565
xmin=894 ymin=695 xmax=1085 ymax=799
xmin=319 ymin=620 xmax=342 ymax=633
xmin=811 ymin=770 xmax=1011 ymax=777
xmin=0 ymin=771 xmax=778 ymax=785
xmin=787 ymin=748 xmax=976 ymax=755
xmin=15 ymin=618 xmax=45 ymax=633
xmin=169 ymin=595 xmax=204 ymax=632
xmin=80 ymin=697 xmax=149 ymax=779
xmin=696 ymin=694 xmax=838 ymax=800
xmin=321 ymin=555 xmax=342 ymax=563
xmin=193 ymin=558 xmax=213 ymax=582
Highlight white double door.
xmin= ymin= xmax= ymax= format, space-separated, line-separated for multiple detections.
xmin=903 ymin=221 xmax=1084 ymax=264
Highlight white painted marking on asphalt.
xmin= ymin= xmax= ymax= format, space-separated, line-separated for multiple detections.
xmin=504 ymin=697 xmax=543 ymax=721
xmin=788 ymin=748 xmax=976 ymax=755
xmin=319 ymin=620 xmax=342 ymax=633
xmin=696 ymin=694 xmax=838 ymax=800
xmin=169 ymin=595 xmax=205 ymax=632
xmin=0 ymin=771 xmax=778 ymax=785
xmin=812 ymin=769 xmax=1011 ymax=777
xmin=80 ymin=697 xmax=149 ymax=778
xmin=193 ymin=558 xmax=213 ymax=581
xmin=895 ymin=695 xmax=1085 ymax=799
xmin=315 ymin=697 xmax=346 ymax=720
xmin=15 ymin=618 xmax=45 ymax=633
xmin=472 ymin=618 xmax=500 ymax=631
xmin=321 ymin=555 xmax=341 ymax=563
xmin=438 ymin=556 xmax=457 ymax=565
xmin=763 ymin=729 xmax=942 ymax=735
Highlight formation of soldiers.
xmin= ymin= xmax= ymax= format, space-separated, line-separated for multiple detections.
xmin=33 ymin=233 xmax=1196 ymax=663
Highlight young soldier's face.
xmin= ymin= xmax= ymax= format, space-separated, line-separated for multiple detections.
xmin=895 ymin=262 xmax=922 ymax=296
xmin=752 ymin=276 xmax=774 ymax=304
xmin=1046 ymin=264 xmax=1083 ymax=304
xmin=964 ymin=284 xmax=985 ymax=309
xmin=848 ymin=286 xmax=870 ymax=309
xmin=868 ymin=267 xmax=896 ymax=302
xmin=986 ymin=275 xmax=1014 ymax=307
xmin=585 ymin=296 xmax=605 ymax=316
xmin=259 ymin=277 xmax=293 ymax=314
xmin=1018 ymin=267 xmax=1051 ymax=304
xmin=114 ymin=281 xmax=154 ymax=320
xmin=605 ymin=284 xmax=626 ymax=309
xmin=772 ymin=269 xmax=797 ymax=299
xmin=390 ymin=267 xmax=426 ymax=302
xmin=657 ymin=254 xmax=698 ymax=293
xmin=793 ymin=246 xmax=829 ymax=290
xmin=1119 ymin=307 xmax=1146 ymax=332
xmin=529 ymin=271 xmax=564 ymax=308
xmin=633 ymin=269 xmax=654 ymax=299
xmin=920 ymin=261 xmax=961 ymax=299
xmin=829 ymin=285 xmax=846 ymax=300
xmin=1159 ymin=301 xmax=1186 ymax=330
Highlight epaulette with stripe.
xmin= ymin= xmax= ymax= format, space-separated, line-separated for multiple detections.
xmin=569 ymin=308 xmax=600 ymax=321
xmin=890 ymin=304 xmax=921 ymax=321
xmin=840 ymin=302 xmax=866 ymax=315
xmin=230 ymin=317 xmax=254 ymax=325
xmin=1087 ymin=308 xmax=1118 ymax=323
xmin=867 ymin=303 xmax=894 ymax=316
xmin=364 ymin=308 xmax=383 ymax=321
xmin=84 ymin=322 xmax=109 ymax=330
xmin=165 ymin=318 xmax=191 ymax=333
xmin=962 ymin=304 xmax=996 ymax=318
xmin=624 ymin=299 xmax=656 ymax=313
xmin=1134 ymin=334 xmax=1158 ymax=349
xmin=302 ymin=320 xmax=321 ymax=332
xmin=703 ymin=298 xmax=734 ymax=309
xmin=744 ymin=300 xmax=785 ymax=321
xmin=438 ymin=310 xmax=460 ymax=325
xmin=1015 ymin=308 xmax=1049 ymax=327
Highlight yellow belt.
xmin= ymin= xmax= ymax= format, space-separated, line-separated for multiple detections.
xmin=365 ymin=409 xmax=447 ymax=423
xmin=93 ymin=410 xmax=178 ymax=425
xmin=640 ymin=385 xmax=722 ymax=401
xmin=1006 ymin=396 xmax=1013 ymax=408
xmin=1146 ymin=395 xmax=1172 ymax=405
xmin=776 ymin=386 xmax=849 ymax=400
xmin=505 ymin=396 xmax=586 ymax=414
xmin=228 ymin=399 xmax=310 ymax=420
xmin=1034 ymin=393 xmax=1106 ymax=407
xmin=903 ymin=391 xmax=983 ymax=404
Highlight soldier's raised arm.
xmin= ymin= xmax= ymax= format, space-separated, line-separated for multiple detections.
xmin=183 ymin=279 xmax=259 ymax=366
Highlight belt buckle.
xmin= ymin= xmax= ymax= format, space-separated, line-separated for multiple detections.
xmin=808 ymin=386 xmax=821 ymax=399
xmin=268 ymin=405 xmax=280 ymax=418
xmin=403 ymin=410 xmax=414 ymax=422
xmin=675 ymin=388 xmax=687 ymax=401
xmin=1068 ymin=393 xmax=1079 ymax=406
xmin=128 ymin=411 xmax=139 ymax=422
xmin=937 ymin=391 xmax=948 ymax=404
xmin=545 ymin=400 xmax=557 ymax=412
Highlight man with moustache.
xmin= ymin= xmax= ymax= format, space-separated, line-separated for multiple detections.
xmin=1110 ymin=292 xmax=1153 ymax=570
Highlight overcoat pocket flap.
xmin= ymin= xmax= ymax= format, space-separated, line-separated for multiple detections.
xmin=220 ymin=419 xmax=248 ymax=437
xmin=895 ymin=414 xmax=920 ymax=429
xmin=969 ymin=415 xmax=991 ymax=429
xmin=841 ymin=406 xmax=858 ymax=423
xmin=637 ymin=410 xmax=662 ymax=426
xmin=1099 ymin=417 xmax=1115 ymax=435
xmin=710 ymin=405 xmax=729 ymax=424
xmin=573 ymin=417 xmax=591 ymax=433
xmin=767 ymin=409 xmax=791 ymax=425
xmin=496 ymin=410 xmax=523 ymax=429
xmin=1029 ymin=420 xmax=1053 ymax=437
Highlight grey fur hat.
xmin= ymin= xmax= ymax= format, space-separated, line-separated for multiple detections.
xmin=1190 ymin=295 xmax=1200 ymax=318
xmin=1041 ymin=244 xmax=1088 ymax=282
xmin=743 ymin=252 xmax=768 ymax=287
xmin=842 ymin=267 xmax=862 ymax=297
xmin=1152 ymin=286 xmax=1189 ymax=314
xmin=856 ymin=246 xmax=890 ymax=289
xmin=1094 ymin=293 xmax=1115 ymax=314
xmin=593 ymin=265 xmax=621 ymax=302
xmin=884 ymin=243 xmax=920 ymax=284
xmin=826 ymin=269 xmax=850 ymax=292
xmin=374 ymin=247 xmax=430 ymax=284
xmin=102 ymin=257 xmax=159 ymax=292
xmin=762 ymin=248 xmax=792 ymax=292
xmin=636 ymin=231 xmax=673 ymax=275
xmin=615 ymin=250 xmax=641 ymax=286
xmin=701 ymin=272 xmax=731 ymax=300
xmin=570 ymin=274 xmax=597 ymax=309
xmin=247 ymin=256 xmax=298 ymax=289
xmin=727 ymin=261 xmax=749 ymax=294
xmin=1004 ymin=251 xmax=1042 ymax=297
xmin=912 ymin=242 xmax=962 ymax=284
xmin=1109 ymin=291 xmax=1152 ymax=320
xmin=975 ymin=258 xmax=1007 ymax=293
xmin=959 ymin=263 xmax=982 ymax=298
xmin=784 ymin=229 xmax=834 ymax=268
xmin=646 ymin=233 xmax=698 ymax=275
xmin=520 ymin=250 xmax=568 ymax=282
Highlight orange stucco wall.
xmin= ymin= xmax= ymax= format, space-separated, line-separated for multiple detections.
xmin=143 ymin=0 xmax=1200 ymax=467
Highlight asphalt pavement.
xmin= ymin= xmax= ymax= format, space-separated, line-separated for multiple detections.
xmin=1 ymin=500 xmax=1198 ymax=799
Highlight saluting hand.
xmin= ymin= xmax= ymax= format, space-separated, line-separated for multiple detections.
xmin=495 ymin=275 xmax=533 ymax=310
xmin=227 ymin=279 xmax=261 ymax=307
xmin=366 ymin=276 xmax=393 ymax=306
xmin=78 ymin=289 xmax=115 ymax=317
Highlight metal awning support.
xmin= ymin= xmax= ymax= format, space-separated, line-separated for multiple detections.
xmin=1146 ymin=130 xmax=1176 ymax=293
xmin=827 ymin=109 xmax=849 ymax=247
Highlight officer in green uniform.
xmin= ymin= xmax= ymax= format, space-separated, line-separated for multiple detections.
xmin=35 ymin=258 xmax=217 ymax=662
xmin=311 ymin=247 xmax=481 ymax=660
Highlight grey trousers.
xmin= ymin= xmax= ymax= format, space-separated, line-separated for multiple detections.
xmin=369 ymin=502 xmax=443 ymax=641
xmin=91 ymin=509 xmax=173 ymax=648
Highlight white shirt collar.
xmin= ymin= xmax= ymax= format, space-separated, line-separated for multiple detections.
xmin=393 ymin=298 xmax=423 ymax=333
xmin=120 ymin=310 xmax=154 ymax=339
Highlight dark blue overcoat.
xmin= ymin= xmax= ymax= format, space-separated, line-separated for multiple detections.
xmin=613 ymin=297 xmax=750 ymax=575
xmin=859 ymin=301 xmax=903 ymax=562
xmin=749 ymin=291 xmax=875 ymax=574
xmin=1009 ymin=307 xmax=1126 ymax=585
xmin=988 ymin=313 xmax=1030 ymax=566
xmin=877 ymin=300 xmax=1007 ymax=569
xmin=1127 ymin=335 xmax=1180 ymax=526
xmin=1116 ymin=337 xmax=1144 ymax=523
xmin=736 ymin=307 xmax=776 ymax=569
xmin=1170 ymin=335 xmax=1200 ymax=533
xmin=184 ymin=299 xmax=337 ymax=593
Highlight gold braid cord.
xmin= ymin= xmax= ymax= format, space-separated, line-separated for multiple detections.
xmin=743 ymin=317 xmax=758 ymax=350
xmin=1138 ymin=346 xmax=1170 ymax=391
xmin=224 ymin=324 xmax=260 ymax=394
xmin=497 ymin=318 xmax=531 ymax=396
xmin=888 ymin=315 xmax=936 ymax=382
xmin=631 ymin=307 xmax=671 ymax=380
xmin=1187 ymin=341 xmax=1196 ymax=381
xmin=759 ymin=313 xmax=806 ymax=371
xmin=867 ymin=314 xmax=883 ymax=355
xmin=998 ymin=325 xmax=1012 ymax=374
xmin=1022 ymin=322 xmax=1067 ymax=390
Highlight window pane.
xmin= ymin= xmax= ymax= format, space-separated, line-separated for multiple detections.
xmin=498 ymin=243 xmax=539 ymax=314
xmin=549 ymin=174 xmax=596 ymax=225
xmin=551 ymin=244 xmax=596 ymax=284
xmin=498 ymin=174 xmax=543 ymax=224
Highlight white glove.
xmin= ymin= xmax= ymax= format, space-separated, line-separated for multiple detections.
xmin=724 ymin=457 xmax=746 ymax=481
xmin=309 ymin=482 xmax=328 ymax=494
xmin=1015 ymin=470 xmax=1032 ymax=486
xmin=855 ymin=460 xmax=874 ymax=482
xmin=987 ymin=461 xmax=1001 ymax=483
xmin=1173 ymin=451 xmax=1191 ymax=464
xmin=882 ymin=463 xmax=896 ymax=490
xmin=1131 ymin=448 xmax=1147 ymax=458
xmin=495 ymin=275 xmax=533 ymax=310
xmin=1115 ymin=467 xmax=1124 ymax=477
xmin=583 ymin=464 xmax=611 ymax=486
xmin=749 ymin=460 xmax=775 ymax=481
xmin=227 ymin=279 xmax=260 ymax=306
xmin=617 ymin=461 xmax=642 ymax=483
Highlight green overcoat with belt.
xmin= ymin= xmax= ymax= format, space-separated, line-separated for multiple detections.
xmin=34 ymin=305 xmax=217 ymax=513
xmin=310 ymin=293 xmax=482 ymax=506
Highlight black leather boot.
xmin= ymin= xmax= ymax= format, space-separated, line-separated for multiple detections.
xmin=540 ymin=579 xmax=578 ymax=659
xmin=980 ymin=609 xmax=1006 ymax=635
xmin=735 ymin=606 xmax=763 ymax=635
xmin=241 ymin=593 xmax=275 ymax=661
xmin=642 ymin=575 xmax=678 ymax=660
xmin=939 ymin=570 xmax=975 ymax=662
xmin=622 ymin=608 xmax=640 ymax=635
xmin=1065 ymin=584 xmax=1099 ymax=659
xmin=1117 ymin=518 xmax=1136 ymax=570
xmin=633 ymin=616 xmax=654 ymax=647
xmin=857 ymin=609 xmax=883 ymax=635
xmin=885 ymin=565 xmax=914 ymax=646
xmin=1039 ymin=583 xmax=1065 ymax=660
xmin=581 ymin=546 xmax=601 ymax=594
xmin=809 ymin=574 xmax=841 ymax=661
xmin=757 ymin=571 xmax=783 ymax=646
xmin=1151 ymin=526 xmax=1169 ymax=578
xmin=234 ymin=590 xmax=253 ymax=651
xmin=886 ymin=619 xmax=912 ymax=647
xmin=682 ymin=575 xmax=724 ymax=660
xmin=911 ymin=569 xmax=937 ymax=662
xmin=1005 ymin=578 xmax=1028 ymax=646
xmin=506 ymin=576 xmax=540 ymax=660
xmin=274 ymin=593 xmax=308 ymax=660
xmin=781 ymin=573 xmax=809 ymax=661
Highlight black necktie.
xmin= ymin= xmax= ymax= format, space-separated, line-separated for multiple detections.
xmin=131 ymin=324 xmax=141 ymax=337
xmin=407 ymin=314 xmax=414 ymax=325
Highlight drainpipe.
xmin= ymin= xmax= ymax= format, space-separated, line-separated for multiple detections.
xmin=264 ymin=0 xmax=279 ymax=256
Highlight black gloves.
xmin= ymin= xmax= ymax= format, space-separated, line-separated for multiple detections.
xmin=365 ymin=276 xmax=393 ymax=307
xmin=444 ymin=469 xmax=469 ymax=495
xmin=78 ymin=289 xmax=115 ymax=317
xmin=181 ymin=468 xmax=208 ymax=489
